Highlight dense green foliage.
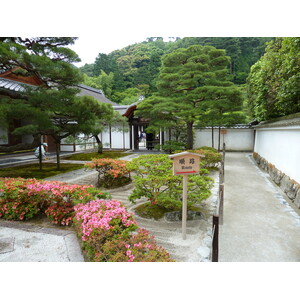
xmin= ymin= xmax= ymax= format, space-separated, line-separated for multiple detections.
xmin=127 ymin=154 xmax=213 ymax=211
xmin=80 ymin=37 xmax=272 ymax=104
xmin=247 ymin=37 xmax=300 ymax=121
xmin=0 ymin=163 xmax=84 ymax=179
xmin=135 ymin=45 xmax=244 ymax=149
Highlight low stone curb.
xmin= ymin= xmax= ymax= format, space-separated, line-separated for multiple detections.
xmin=253 ymin=152 xmax=300 ymax=209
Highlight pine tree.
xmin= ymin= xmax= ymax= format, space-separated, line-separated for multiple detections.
xmin=0 ymin=37 xmax=114 ymax=169
xmin=136 ymin=45 xmax=244 ymax=149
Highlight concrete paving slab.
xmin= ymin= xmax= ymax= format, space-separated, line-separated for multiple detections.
xmin=0 ymin=221 xmax=84 ymax=262
xmin=219 ymin=153 xmax=300 ymax=262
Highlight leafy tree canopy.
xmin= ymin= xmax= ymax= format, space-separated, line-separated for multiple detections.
xmin=0 ymin=37 xmax=115 ymax=168
xmin=247 ymin=37 xmax=300 ymax=121
xmin=135 ymin=45 xmax=244 ymax=149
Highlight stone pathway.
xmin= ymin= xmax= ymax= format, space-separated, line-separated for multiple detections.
xmin=219 ymin=152 xmax=300 ymax=262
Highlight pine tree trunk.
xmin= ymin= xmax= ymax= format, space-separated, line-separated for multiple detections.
xmin=94 ymin=135 xmax=103 ymax=154
xmin=55 ymin=141 xmax=60 ymax=170
xmin=186 ymin=121 xmax=194 ymax=149
xmin=39 ymin=144 xmax=43 ymax=170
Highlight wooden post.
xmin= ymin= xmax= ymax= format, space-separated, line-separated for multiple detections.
xmin=169 ymin=151 xmax=203 ymax=241
xmin=182 ymin=174 xmax=188 ymax=240
xmin=219 ymin=183 xmax=224 ymax=225
xmin=212 ymin=215 xmax=219 ymax=262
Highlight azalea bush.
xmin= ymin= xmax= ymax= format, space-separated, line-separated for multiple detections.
xmin=0 ymin=178 xmax=43 ymax=220
xmin=94 ymin=228 xmax=174 ymax=262
xmin=0 ymin=177 xmax=103 ymax=225
xmin=45 ymin=202 xmax=74 ymax=226
xmin=85 ymin=158 xmax=131 ymax=188
xmin=73 ymin=199 xmax=174 ymax=262
xmin=127 ymin=154 xmax=213 ymax=211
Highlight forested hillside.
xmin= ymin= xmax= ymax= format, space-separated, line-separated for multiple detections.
xmin=79 ymin=37 xmax=273 ymax=104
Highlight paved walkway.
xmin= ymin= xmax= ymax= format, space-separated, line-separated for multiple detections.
xmin=219 ymin=152 xmax=300 ymax=262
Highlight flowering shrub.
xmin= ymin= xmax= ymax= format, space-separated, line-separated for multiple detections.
xmin=73 ymin=200 xmax=174 ymax=262
xmin=74 ymin=199 xmax=137 ymax=242
xmin=0 ymin=178 xmax=42 ymax=220
xmin=85 ymin=158 xmax=131 ymax=188
xmin=45 ymin=202 xmax=74 ymax=226
xmin=0 ymin=177 xmax=101 ymax=225
xmin=94 ymin=229 xmax=175 ymax=262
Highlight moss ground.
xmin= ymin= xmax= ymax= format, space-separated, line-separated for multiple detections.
xmin=64 ymin=150 xmax=130 ymax=161
xmin=0 ymin=163 xmax=84 ymax=180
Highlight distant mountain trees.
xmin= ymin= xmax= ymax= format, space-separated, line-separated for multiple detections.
xmin=79 ymin=37 xmax=273 ymax=104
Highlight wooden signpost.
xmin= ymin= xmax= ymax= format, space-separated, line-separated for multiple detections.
xmin=169 ymin=151 xmax=203 ymax=240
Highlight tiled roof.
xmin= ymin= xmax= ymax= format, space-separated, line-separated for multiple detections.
xmin=0 ymin=78 xmax=35 ymax=92
xmin=255 ymin=115 xmax=300 ymax=128
xmin=198 ymin=124 xmax=253 ymax=129
xmin=77 ymin=84 xmax=120 ymax=106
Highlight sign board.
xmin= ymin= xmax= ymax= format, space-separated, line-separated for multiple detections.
xmin=220 ymin=129 xmax=228 ymax=134
xmin=169 ymin=152 xmax=203 ymax=175
xmin=169 ymin=152 xmax=204 ymax=240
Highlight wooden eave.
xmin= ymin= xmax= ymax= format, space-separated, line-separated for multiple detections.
xmin=0 ymin=67 xmax=44 ymax=86
xmin=123 ymin=104 xmax=137 ymax=118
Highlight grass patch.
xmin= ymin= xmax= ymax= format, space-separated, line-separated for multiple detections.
xmin=64 ymin=150 xmax=130 ymax=161
xmin=0 ymin=163 xmax=84 ymax=180
xmin=0 ymin=149 xmax=35 ymax=156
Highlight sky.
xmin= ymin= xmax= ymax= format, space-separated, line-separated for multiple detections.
xmin=69 ymin=36 xmax=158 ymax=67
xmin=3 ymin=0 xmax=299 ymax=69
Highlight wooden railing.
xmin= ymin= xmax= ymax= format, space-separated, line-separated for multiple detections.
xmin=211 ymin=142 xmax=225 ymax=262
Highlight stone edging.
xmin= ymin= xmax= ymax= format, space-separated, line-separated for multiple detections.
xmin=252 ymin=152 xmax=300 ymax=209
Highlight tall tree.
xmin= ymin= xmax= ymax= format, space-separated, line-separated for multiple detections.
xmin=247 ymin=37 xmax=300 ymax=121
xmin=136 ymin=45 xmax=244 ymax=149
xmin=0 ymin=37 xmax=114 ymax=169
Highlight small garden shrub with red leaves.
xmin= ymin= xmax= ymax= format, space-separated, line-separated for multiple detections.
xmin=85 ymin=158 xmax=131 ymax=188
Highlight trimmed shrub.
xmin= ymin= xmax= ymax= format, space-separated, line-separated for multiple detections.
xmin=155 ymin=141 xmax=186 ymax=153
xmin=127 ymin=154 xmax=213 ymax=210
xmin=189 ymin=148 xmax=222 ymax=168
xmin=85 ymin=158 xmax=131 ymax=188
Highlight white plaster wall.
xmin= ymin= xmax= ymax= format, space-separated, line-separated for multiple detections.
xmin=101 ymin=124 xmax=130 ymax=149
xmin=60 ymin=145 xmax=75 ymax=152
xmin=194 ymin=128 xmax=254 ymax=151
xmin=254 ymin=126 xmax=300 ymax=183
